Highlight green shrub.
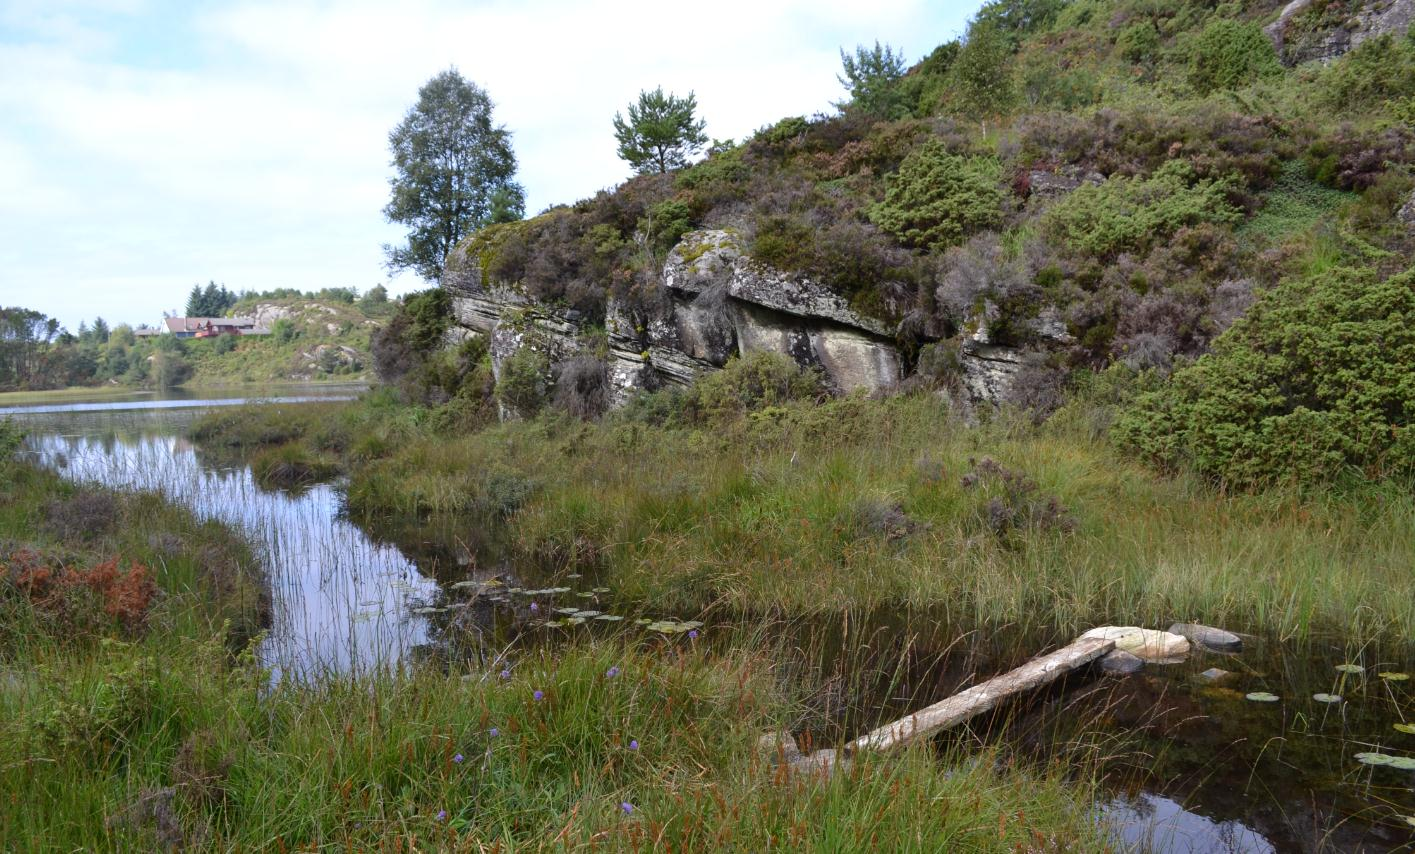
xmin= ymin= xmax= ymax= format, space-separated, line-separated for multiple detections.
xmin=869 ymin=138 xmax=1006 ymax=251
xmin=1115 ymin=265 xmax=1415 ymax=487
xmin=1187 ymin=19 xmax=1282 ymax=94
xmin=680 ymin=352 xmax=825 ymax=425
xmin=1116 ymin=21 xmax=1160 ymax=63
xmin=1318 ymin=32 xmax=1415 ymax=112
xmin=1042 ymin=159 xmax=1242 ymax=258
xmin=495 ymin=345 xmax=551 ymax=419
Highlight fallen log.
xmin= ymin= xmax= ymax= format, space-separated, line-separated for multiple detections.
xmin=788 ymin=635 xmax=1116 ymax=773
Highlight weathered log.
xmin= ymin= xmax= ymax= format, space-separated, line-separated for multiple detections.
xmin=789 ymin=636 xmax=1115 ymax=773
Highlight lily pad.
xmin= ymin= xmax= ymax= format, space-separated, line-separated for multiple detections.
xmin=594 ymin=614 xmax=624 ymax=622
xmin=577 ymin=592 xmax=596 ymax=599
xmin=412 ymin=606 xmax=445 ymax=615
xmin=1313 ymin=693 xmax=1343 ymax=703
xmin=1356 ymin=752 xmax=1395 ymax=766
xmin=449 ymin=580 xmax=478 ymax=589
xmin=1393 ymin=723 xmax=1415 ymax=735
xmin=542 ymin=619 xmax=565 ymax=628
xmin=566 ymin=616 xmax=587 ymax=626
xmin=572 ymin=610 xmax=603 ymax=618
xmin=554 ymin=607 xmax=579 ymax=615
xmin=566 ymin=573 xmax=582 ymax=579
xmin=591 ymin=587 xmax=610 ymax=593
xmin=1355 ymin=752 xmax=1415 ymax=770
xmin=633 ymin=618 xmax=653 ymax=626
xmin=1379 ymin=672 xmax=1409 ymax=681
xmin=547 ymin=587 xmax=571 ymax=594
xmin=1334 ymin=663 xmax=1365 ymax=674
xmin=1246 ymin=692 xmax=1280 ymax=703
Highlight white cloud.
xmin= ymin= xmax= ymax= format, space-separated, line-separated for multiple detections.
xmin=0 ymin=0 xmax=976 ymax=329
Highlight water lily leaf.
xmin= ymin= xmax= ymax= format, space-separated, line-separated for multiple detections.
xmin=542 ymin=619 xmax=565 ymax=628
xmin=505 ymin=586 xmax=522 ymax=593
xmin=633 ymin=618 xmax=653 ymax=626
xmin=1379 ymin=672 xmax=1409 ymax=681
xmin=1313 ymin=693 xmax=1342 ymax=703
xmin=577 ymin=592 xmax=596 ymax=599
xmin=594 ymin=614 xmax=624 ymax=622
xmin=1352 ymin=752 xmax=1415 ymax=769
xmin=1393 ymin=723 xmax=1415 ymax=735
xmin=573 ymin=610 xmax=602 ymax=618
xmin=566 ymin=616 xmax=587 ymax=626
xmin=450 ymin=581 xmax=477 ymax=589
xmin=591 ymin=587 xmax=610 ymax=593
xmin=1334 ymin=663 xmax=1365 ymax=674
xmin=566 ymin=573 xmax=582 ymax=579
xmin=547 ymin=587 xmax=571 ymax=594
xmin=647 ymin=621 xmax=685 ymax=633
xmin=1245 ymin=692 xmax=1280 ymax=703
xmin=413 ymin=607 xmax=444 ymax=615
xmin=681 ymin=620 xmax=705 ymax=629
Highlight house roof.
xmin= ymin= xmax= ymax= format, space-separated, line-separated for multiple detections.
xmin=162 ymin=317 xmax=257 ymax=333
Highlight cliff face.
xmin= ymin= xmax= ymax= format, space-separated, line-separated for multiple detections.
xmin=443 ymin=229 xmax=942 ymax=410
xmin=1266 ymin=0 xmax=1415 ymax=65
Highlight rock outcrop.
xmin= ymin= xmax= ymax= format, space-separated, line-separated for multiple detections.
xmin=443 ymin=229 xmax=905 ymax=411
xmin=1266 ymin=0 xmax=1415 ymax=65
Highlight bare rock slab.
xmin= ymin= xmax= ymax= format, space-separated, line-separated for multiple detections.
xmin=1080 ymin=626 xmax=1190 ymax=662
xmin=1168 ymin=622 xmax=1243 ymax=653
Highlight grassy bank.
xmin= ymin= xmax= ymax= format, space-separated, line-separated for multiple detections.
xmin=195 ymin=388 xmax=1415 ymax=644
xmin=0 ymin=455 xmax=1103 ymax=850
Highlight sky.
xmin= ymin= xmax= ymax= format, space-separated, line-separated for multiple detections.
xmin=0 ymin=0 xmax=981 ymax=331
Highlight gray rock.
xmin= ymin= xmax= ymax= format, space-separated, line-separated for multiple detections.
xmin=1099 ymin=650 xmax=1146 ymax=674
xmin=1267 ymin=0 xmax=1415 ymax=65
xmin=1198 ymin=667 xmax=1234 ymax=684
xmin=1168 ymin=622 xmax=1243 ymax=653
xmin=1399 ymin=188 xmax=1415 ymax=233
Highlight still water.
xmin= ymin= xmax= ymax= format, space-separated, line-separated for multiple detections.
xmin=5 ymin=387 xmax=1412 ymax=852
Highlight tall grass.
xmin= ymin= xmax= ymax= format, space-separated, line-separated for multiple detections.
xmin=0 ymin=459 xmax=1106 ymax=850
xmin=308 ymin=393 xmax=1415 ymax=643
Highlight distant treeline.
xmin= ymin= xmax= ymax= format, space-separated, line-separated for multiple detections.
xmin=188 ymin=281 xmax=389 ymax=317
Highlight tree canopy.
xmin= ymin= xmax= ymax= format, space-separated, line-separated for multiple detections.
xmin=185 ymin=281 xmax=236 ymax=317
xmin=384 ymin=69 xmax=525 ymax=281
xmin=837 ymin=42 xmax=909 ymax=119
xmin=612 ymin=88 xmax=708 ymax=175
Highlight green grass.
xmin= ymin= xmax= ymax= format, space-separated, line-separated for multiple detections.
xmin=0 ymin=460 xmax=1105 ymax=850
xmin=209 ymin=390 xmax=1415 ymax=644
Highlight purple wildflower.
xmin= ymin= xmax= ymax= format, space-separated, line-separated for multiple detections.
xmin=529 ymin=602 xmax=539 ymax=613
xmin=453 ymin=753 xmax=464 ymax=764
xmin=533 ymin=690 xmax=544 ymax=701
xmin=688 ymin=629 xmax=699 ymax=640
xmin=628 ymin=739 xmax=639 ymax=751
xmin=489 ymin=727 xmax=499 ymax=737
xmin=436 ymin=810 xmax=447 ymax=821
xmin=620 ymin=802 xmax=634 ymax=815
xmin=500 ymin=668 xmax=511 ymax=680
xmin=606 ymin=666 xmax=621 ymax=678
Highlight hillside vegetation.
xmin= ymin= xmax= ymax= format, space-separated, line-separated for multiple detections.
xmin=1 ymin=288 xmax=391 ymax=393
xmin=406 ymin=0 xmax=1415 ymax=491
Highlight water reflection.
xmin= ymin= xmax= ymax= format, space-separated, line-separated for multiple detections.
xmin=26 ymin=430 xmax=437 ymax=681
xmin=1103 ymin=793 xmax=1275 ymax=853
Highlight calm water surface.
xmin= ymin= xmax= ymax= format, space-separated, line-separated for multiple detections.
xmin=5 ymin=388 xmax=1412 ymax=852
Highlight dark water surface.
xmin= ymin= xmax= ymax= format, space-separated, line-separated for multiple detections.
xmin=5 ymin=389 xmax=1413 ymax=852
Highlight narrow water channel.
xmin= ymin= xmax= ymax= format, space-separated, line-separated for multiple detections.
xmin=4 ymin=389 xmax=1412 ymax=852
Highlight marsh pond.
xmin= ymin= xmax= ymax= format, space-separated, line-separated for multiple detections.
xmin=5 ymin=388 xmax=1412 ymax=852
